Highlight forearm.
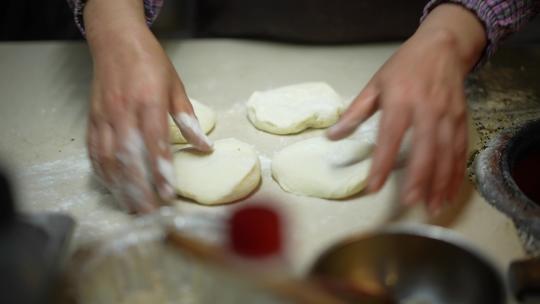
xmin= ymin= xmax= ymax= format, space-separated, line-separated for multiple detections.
xmin=84 ymin=0 xmax=151 ymax=59
xmin=416 ymin=4 xmax=486 ymax=74
xmin=67 ymin=0 xmax=164 ymax=37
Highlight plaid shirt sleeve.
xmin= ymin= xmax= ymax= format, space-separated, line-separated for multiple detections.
xmin=66 ymin=0 xmax=164 ymax=36
xmin=422 ymin=0 xmax=540 ymax=66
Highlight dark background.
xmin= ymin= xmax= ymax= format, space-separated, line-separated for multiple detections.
xmin=0 ymin=0 xmax=539 ymax=44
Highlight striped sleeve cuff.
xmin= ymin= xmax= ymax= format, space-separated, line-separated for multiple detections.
xmin=422 ymin=0 xmax=539 ymax=67
xmin=66 ymin=0 xmax=164 ymax=37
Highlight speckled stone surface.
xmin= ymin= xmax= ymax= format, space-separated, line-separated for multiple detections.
xmin=467 ymin=46 xmax=540 ymax=171
xmin=470 ymin=46 xmax=540 ymax=254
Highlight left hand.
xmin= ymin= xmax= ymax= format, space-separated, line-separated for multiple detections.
xmin=327 ymin=4 xmax=486 ymax=213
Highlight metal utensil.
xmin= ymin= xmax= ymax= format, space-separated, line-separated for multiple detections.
xmin=310 ymin=225 xmax=506 ymax=304
xmin=509 ymin=256 xmax=540 ymax=302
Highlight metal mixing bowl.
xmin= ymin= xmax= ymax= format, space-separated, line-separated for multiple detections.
xmin=310 ymin=225 xmax=506 ymax=304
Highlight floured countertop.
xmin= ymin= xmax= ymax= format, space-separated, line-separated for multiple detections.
xmin=0 ymin=40 xmax=530 ymax=279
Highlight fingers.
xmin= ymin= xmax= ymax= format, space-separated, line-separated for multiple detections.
xmin=447 ymin=116 xmax=468 ymax=201
xmin=88 ymin=119 xmax=117 ymax=184
xmin=97 ymin=122 xmax=132 ymax=211
xmin=89 ymin=92 xmax=157 ymax=213
xmin=401 ymin=110 xmax=438 ymax=207
xmin=170 ymin=86 xmax=213 ymax=152
xmin=87 ymin=120 xmax=104 ymax=180
xmin=425 ymin=87 xmax=468 ymax=212
xmin=88 ymin=84 xmax=106 ymax=181
xmin=139 ymin=104 xmax=177 ymax=202
xmin=326 ymin=77 xmax=467 ymax=217
xmin=113 ymin=124 xmax=158 ymax=214
xmin=426 ymin=116 xmax=454 ymax=213
xmin=367 ymin=104 xmax=412 ymax=192
xmin=89 ymin=101 xmax=177 ymax=213
xmin=327 ymin=84 xmax=379 ymax=140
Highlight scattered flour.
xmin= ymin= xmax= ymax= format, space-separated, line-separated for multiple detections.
xmin=16 ymin=152 xmax=132 ymax=245
xmin=225 ymin=102 xmax=246 ymax=115
xmin=258 ymin=154 xmax=272 ymax=177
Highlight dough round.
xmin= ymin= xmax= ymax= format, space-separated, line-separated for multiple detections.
xmin=272 ymin=137 xmax=373 ymax=199
xmin=173 ymin=138 xmax=261 ymax=205
xmin=247 ymin=82 xmax=343 ymax=135
xmin=169 ymin=99 xmax=216 ymax=143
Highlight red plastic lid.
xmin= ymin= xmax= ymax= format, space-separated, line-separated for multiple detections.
xmin=228 ymin=205 xmax=282 ymax=258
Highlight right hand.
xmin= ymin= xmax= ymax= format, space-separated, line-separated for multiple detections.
xmin=85 ymin=12 xmax=212 ymax=213
xmin=327 ymin=29 xmax=469 ymax=213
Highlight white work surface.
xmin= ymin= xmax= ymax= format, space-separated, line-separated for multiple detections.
xmin=0 ymin=39 xmax=525 ymax=276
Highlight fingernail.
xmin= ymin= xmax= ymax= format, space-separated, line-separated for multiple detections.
xmin=158 ymin=183 xmax=176 ymax=201
xmin=327 ymin=120 xmax=351 ymax=140
xmin=196 ymin=134 xmax=214 ymax=152
xmin=175 ymin=113 xmax=213 ymax=151
xmin=327 ymin=124 xmax=342 ymax=137
xmin=367 ymin=175 xmax=382 ymax=193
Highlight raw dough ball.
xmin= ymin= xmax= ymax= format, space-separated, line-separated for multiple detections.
xmin=272 ymin=137 xmax=373 ymax=199
xmin=246 ymin=82 xmax=344 ymax=134
xmin=172 ymin=138 xmax=261 ymax=205
xmin=169 ymin=99 xmax=216 ymax=143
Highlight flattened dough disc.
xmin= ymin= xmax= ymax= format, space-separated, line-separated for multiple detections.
xmin=173 ymin=138 xmax=261 ymax=205
xmin=247 ymin=82 xmax=343 ymax=135
xmin=272 ymin=137 xmax=372 ymax=199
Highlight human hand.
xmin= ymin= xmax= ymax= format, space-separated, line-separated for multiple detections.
xmin=327 ymin=4 xmax=486 ymax=213
xmin=84 ymin=1 xmax=211 ymax=213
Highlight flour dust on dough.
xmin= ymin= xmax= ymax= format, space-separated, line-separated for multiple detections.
xmin=272 ymin=137 xmax=373 ymax=199
xmin=172 ymin=138 xmax=261 ymax=205
xmin=169 ymin=98 xmax=216 ymax=143
xmin=246 ymin=82 xmax=344 ymax=135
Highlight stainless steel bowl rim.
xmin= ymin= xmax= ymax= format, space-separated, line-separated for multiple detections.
xmin=311 ymin=223 xmax=506 ymax=282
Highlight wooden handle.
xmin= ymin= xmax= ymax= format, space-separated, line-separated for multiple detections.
xmin=509 ymin=257 xmax=540 ymax=301
xmin=165 ymin=229 xmax=344 ymax=304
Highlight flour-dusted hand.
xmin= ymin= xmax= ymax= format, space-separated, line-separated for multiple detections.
xmin=84 ymin=0 xmax=212 ymax=213
xmin=327 ymin=4 xmax=487 ymax=213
